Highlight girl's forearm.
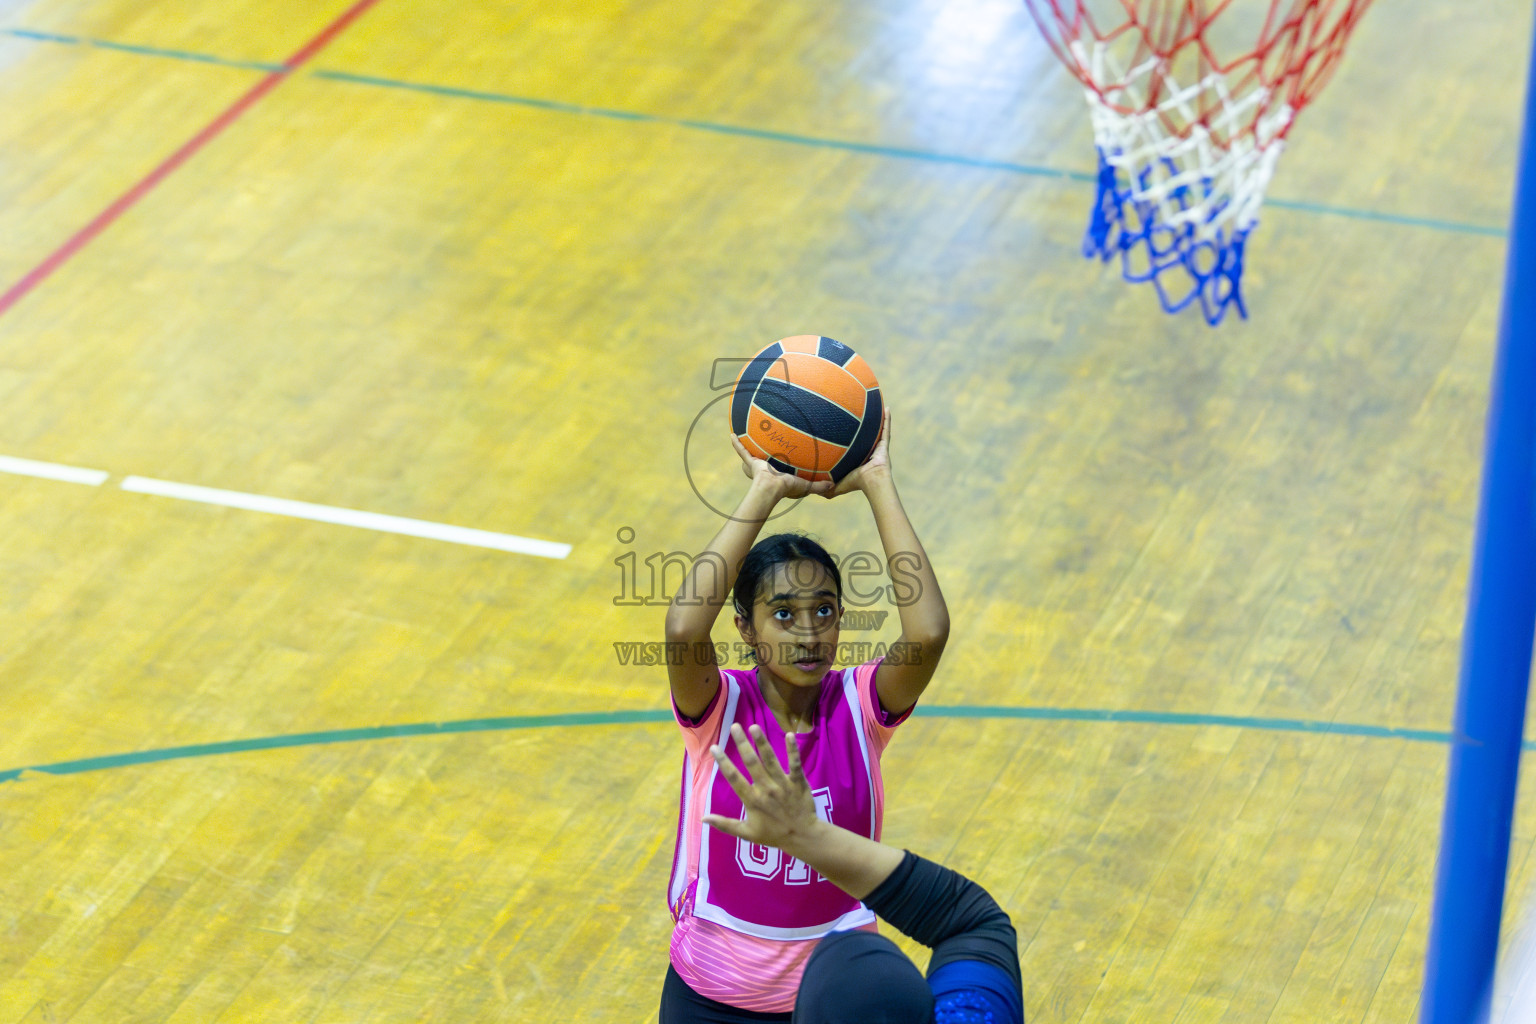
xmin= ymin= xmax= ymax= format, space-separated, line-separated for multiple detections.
xmin=664 ymin=477 xmax=782 ymax=640
xmin=861 ymin=470 xmax=949 ymax=644
xmin=780 ymin=818 xmax=906 ymax=901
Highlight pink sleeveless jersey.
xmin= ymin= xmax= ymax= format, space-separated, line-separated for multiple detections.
xmin=667 ymin=659 xmax=911 ymax=1013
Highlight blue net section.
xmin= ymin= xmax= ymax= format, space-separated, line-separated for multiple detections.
xmin=1083 ymin=147 xmax=1252 ymax=326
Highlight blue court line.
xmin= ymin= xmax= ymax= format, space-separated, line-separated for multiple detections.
xmin=3 ymin=27 xmax=283 ymax=71
xmin=309 ymin=70 xmax=1091 ymax=183
xmin=1262 ymin=198 xmax=1508 ymax=238
xmin=1 ymin=27 xmax=1507 ymax=239
xmin=0 ymin=706 xmax=1521 ymax=785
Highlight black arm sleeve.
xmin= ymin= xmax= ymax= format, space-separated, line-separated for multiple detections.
xmin=860 ymin=850 xmax=1023 ymax=996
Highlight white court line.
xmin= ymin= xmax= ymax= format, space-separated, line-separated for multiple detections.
xmin=120 ymin=476 xmax=572 ymax=559
xmin=0 ymin=454 xmax=110 ymax=486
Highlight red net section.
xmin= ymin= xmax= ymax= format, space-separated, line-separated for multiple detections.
xmin=1023 ymin=0 xmax=1374 ymax=147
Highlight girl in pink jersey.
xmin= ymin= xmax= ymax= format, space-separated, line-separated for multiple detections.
xmin=661 ymin=409 xmax=950 ymax=1022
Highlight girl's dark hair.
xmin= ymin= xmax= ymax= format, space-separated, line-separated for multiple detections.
xmin=733 ymin=533 xmax=843 ymax=619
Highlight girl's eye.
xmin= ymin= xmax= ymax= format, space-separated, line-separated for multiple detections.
xmin=818 ymin=605 xmax=834 ymax=616
xmin=773 ymin=608 xmax=791 ymax=620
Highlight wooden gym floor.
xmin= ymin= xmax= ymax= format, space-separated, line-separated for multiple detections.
xmin=0 ymin=0 xmax=1532 ymax=1020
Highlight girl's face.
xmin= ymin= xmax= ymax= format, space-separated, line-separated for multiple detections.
xmin=737 ymin=559 xmax=842 ymax=688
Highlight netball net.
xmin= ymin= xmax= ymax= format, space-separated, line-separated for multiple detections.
xmin=1022 ymin=0 xmax=1374 ymax=323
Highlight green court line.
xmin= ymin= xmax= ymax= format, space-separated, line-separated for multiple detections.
xmin=3 ymin=27 xmax=283 ymax=71
xmin=309 ymin=70 xmax=1090 ymax=183
xmin=924 ymin=705 xmax=1459 ymax=744
xmin=0 ymin=711 xmax=672 ymax=784
xmin=0 ymin=706 xmax=1519 ymax=785
xmin=2 ymin=27 xmax=1508 ymax=238
xmin=1262 ymin=197 xmax=1509 ymax=238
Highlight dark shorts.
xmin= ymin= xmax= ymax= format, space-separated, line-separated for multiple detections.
xmin=659 ymin=964 xmax=793 ymax=1024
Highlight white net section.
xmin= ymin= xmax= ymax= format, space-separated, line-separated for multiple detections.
xmin=1073 ymin=38 xmax=1293 ymax=240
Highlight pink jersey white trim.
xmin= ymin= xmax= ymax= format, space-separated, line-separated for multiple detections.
xmin=667 ymin=659 xmax=911 ymax=1012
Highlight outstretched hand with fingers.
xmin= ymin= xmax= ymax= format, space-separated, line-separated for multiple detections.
xmin=702 ymin=724 xmax=821 ymax=851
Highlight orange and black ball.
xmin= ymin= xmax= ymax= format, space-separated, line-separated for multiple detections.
xmin=730 ymin=336 xmax=882 ymax=484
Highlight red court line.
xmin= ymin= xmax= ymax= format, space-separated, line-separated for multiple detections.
xmin=0 ymin=0 xmax=383 ymax=320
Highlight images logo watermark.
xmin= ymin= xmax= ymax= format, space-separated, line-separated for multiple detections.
xmin=613 ymin=527 xmax=920 ymax=620
xmin=684 ymin=356 xmax=847 ymax=523
xmin=611 ymin=640 xmax=923 ymax=668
